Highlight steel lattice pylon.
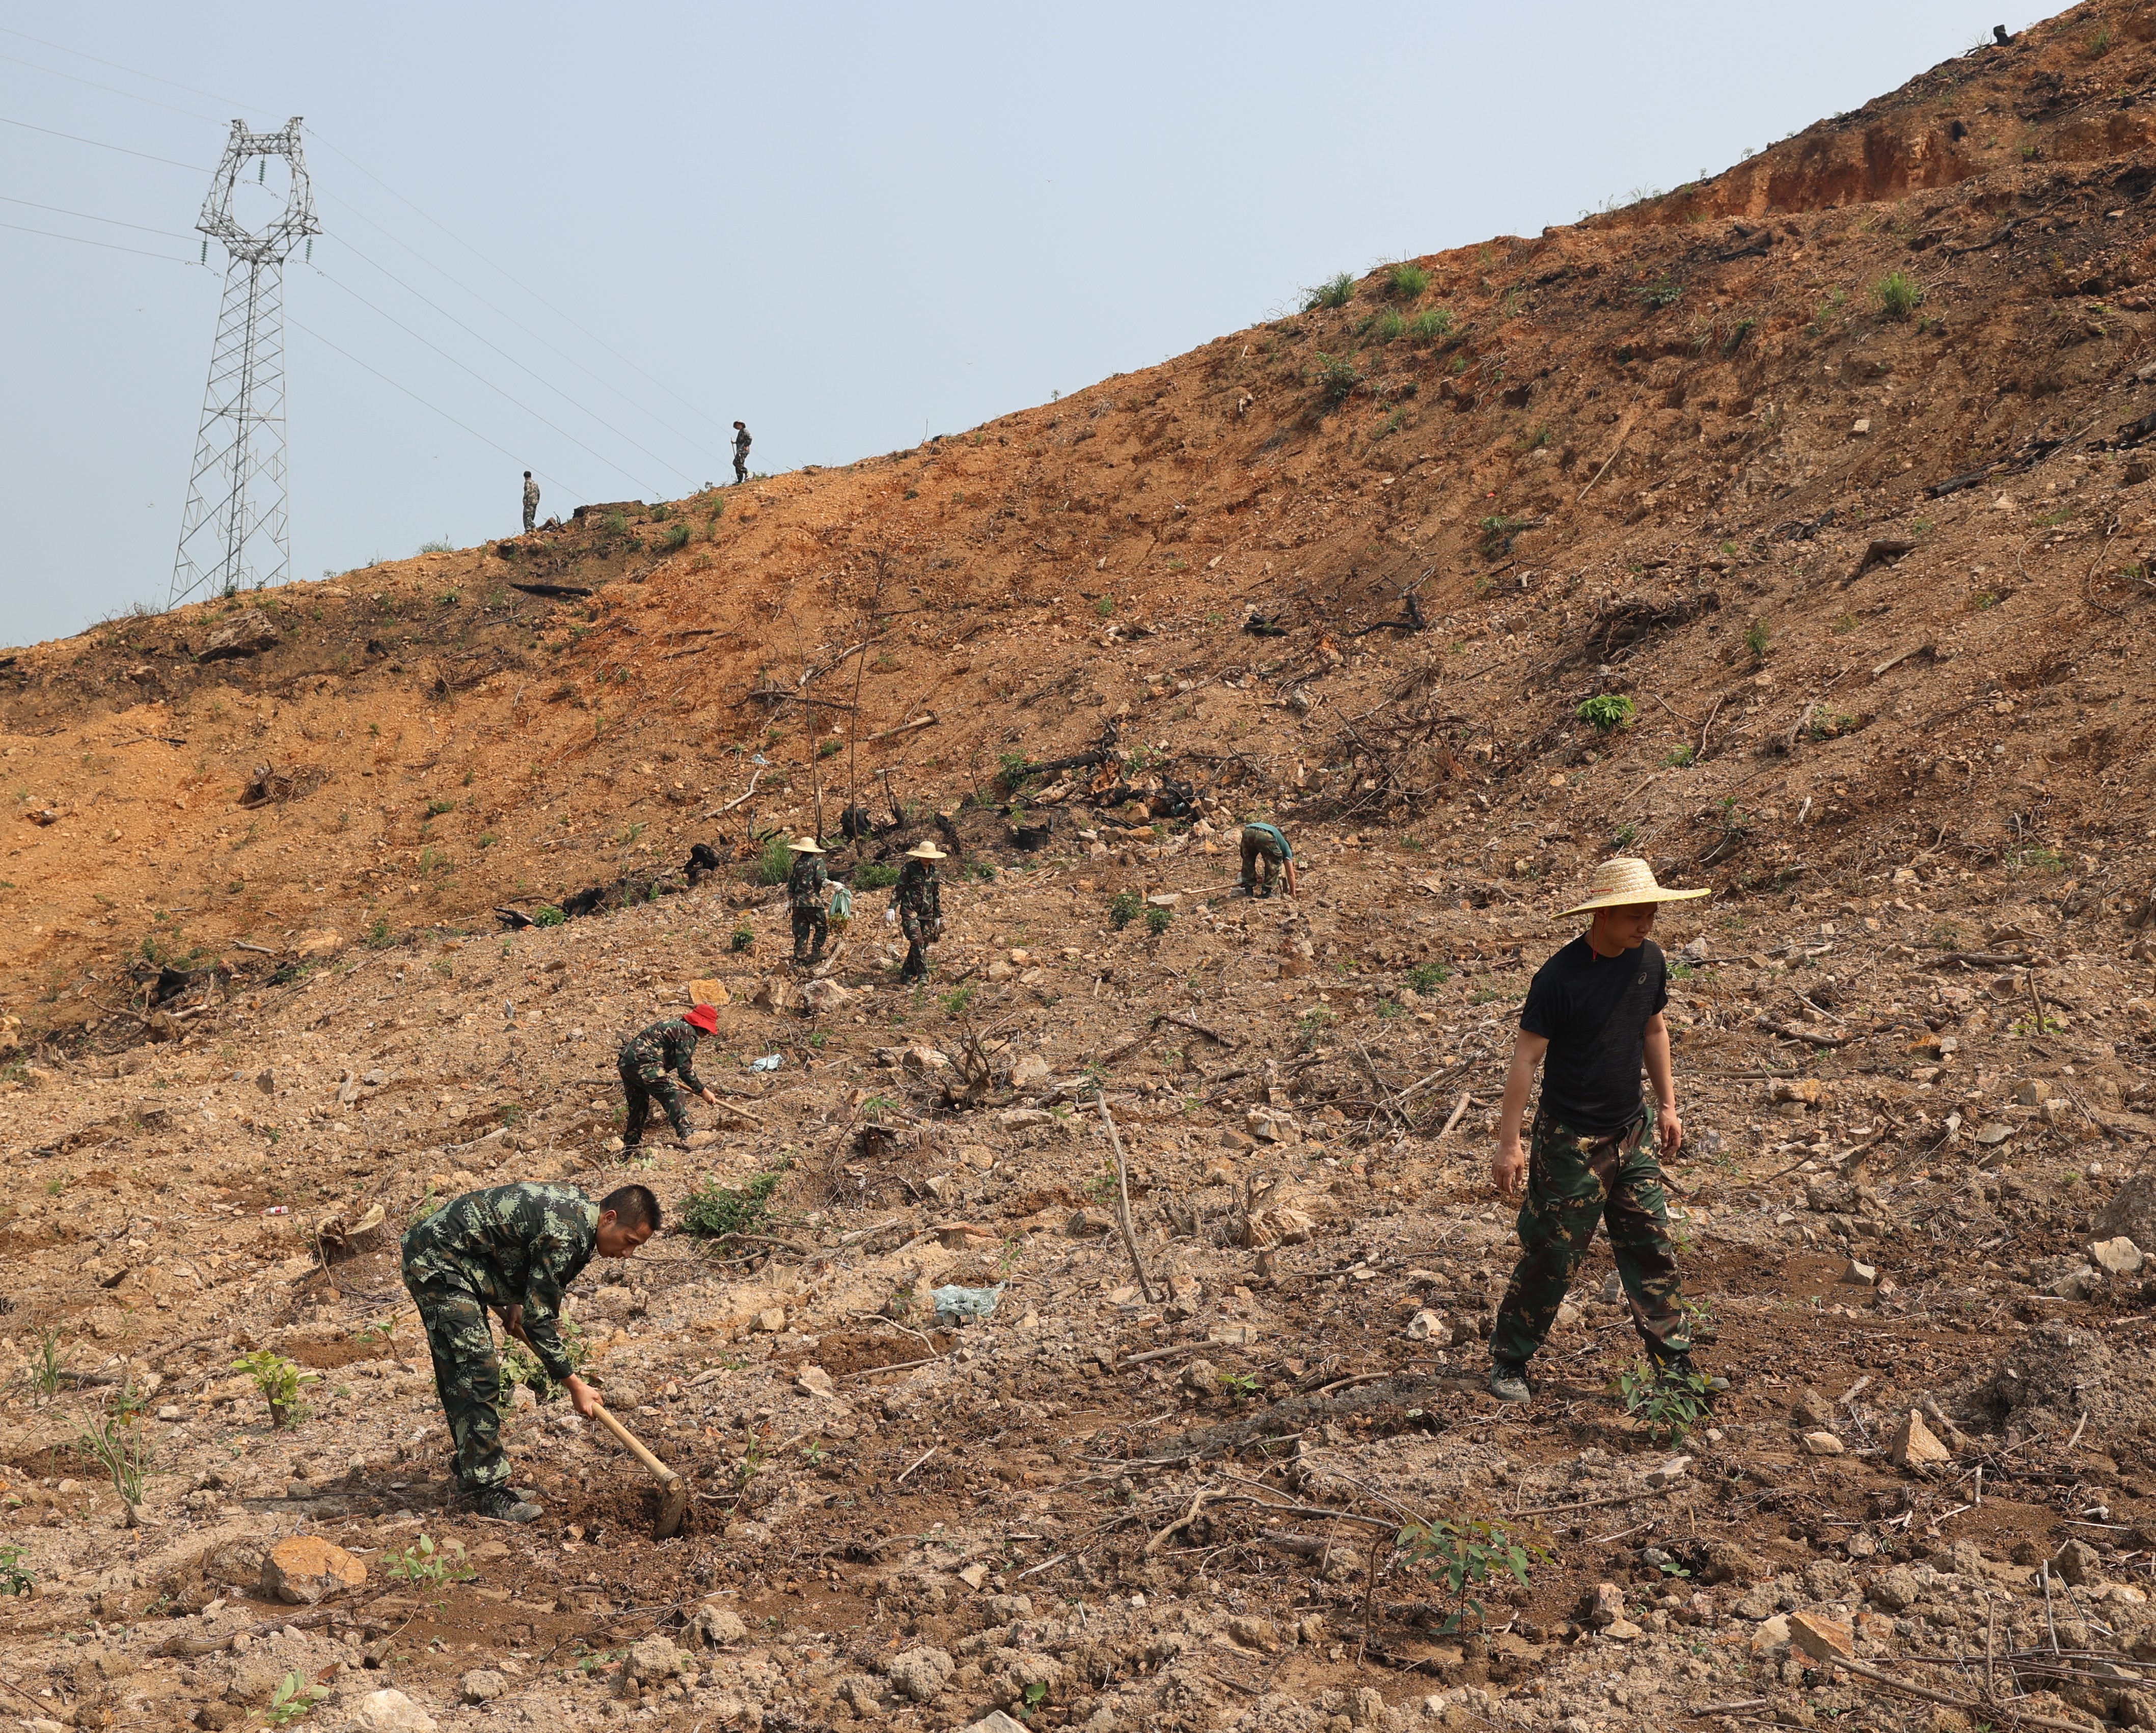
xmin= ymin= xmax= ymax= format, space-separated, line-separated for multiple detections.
xmin=171 ymin=118 xmax=319 ymax=606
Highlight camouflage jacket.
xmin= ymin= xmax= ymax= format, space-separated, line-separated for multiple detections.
xmin=895 ymin=859 xmax=941 ymax=924
xmin=786 ymin=854 xmax=829 ymax=911
xmin=619 ymin=1016 xmax=707 ymax=1092
xmin=401 ymin=1182 xmax=598 ymax=1382
xmin=522 ymin=477 xmax=540 ymax=509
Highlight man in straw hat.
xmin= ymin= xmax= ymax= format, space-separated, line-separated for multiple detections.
xmin=785 ymin=835 xmax=831 ymax=966
xmin=616 ymin=1002 xmax=725 ymax=1149
xmin=895 ymin=841 xmax=945 ymax=981
xmin=1486 ymin=857 xmax=1709 ymax=1403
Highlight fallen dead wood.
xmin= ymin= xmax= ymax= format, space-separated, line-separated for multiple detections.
xmin=1513 ymin=1480 xmax=1685 ymax=1518
xmin=1808 ymin=1650 xmax=2089 ymax=1733
xmin=1096 ymin=1090 xmax=1160 ymax=1304
xmin=863 ymin=713 xmax=938 ymax=743
xmin=1756 ymin=1018 xmax=1852 ymax=1049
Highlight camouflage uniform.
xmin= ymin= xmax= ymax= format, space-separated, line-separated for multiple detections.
xmin=521 ymin=475 xmax=540 ymax=533
xmin=895 ymin=858 xmax=941 ymax=981
xmin=1240 ymin=822 xmax=1292 ymax=897
xmin=787 ymin=854 xmax=830 ymax=963
xmin=400 ymin=1182 xmax=599 ymax=1496
xmin=1489 ymin=1110 xmax=1691 ymax=1369
xmin=616 ymin=1015 xmax=708 ymax=1145
xmin=732 ymin=426 xmax=752 ymax=485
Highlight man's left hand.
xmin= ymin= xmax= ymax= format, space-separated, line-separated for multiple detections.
xmin=1656 ymin=1104 xmax=1683 ymax=1159
xmin=501 ymin=1305 xmax=534 ymax=1348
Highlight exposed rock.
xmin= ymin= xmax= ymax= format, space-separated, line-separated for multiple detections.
xmin=1008 ymin=1052 xmax=1050 ymax=1091
xmin=197 ymin=607 xmax=281 ymax=662
xmin=622 ymin=1634 xmax=688 ymax=1682
xmin=689 ymin=1604 xmax=749 ymax=1646
xmin=1803 ymin=1430 xmax=1846 ymax=1455
xmin=1788 ymin=1612 xmax=1854 ymax=1660
xmin=2052 ymin=1538 xmax=2104 ymax=1588
xmin=1868 ymin=1566 xmax=1922 ymax=1612
xmin=956 ymin=1714 xmax=1030 ymax=1733
xmin=1890 ymin=1410 xmax=1952 ymax=1467
xmin=2093 ymin=1175 xmax=2156 ymax=1254
xmin=1587 ymin=1582 xmax=1626 ymax=1629
xmin=1792 ymin=1387 xmax=1836 ymax=1426
xmin=884 ymin=1645 xmax=954 ymax=1702
xmin=2091 ymin=1236 xmax=2145 ymax=1277
xmin=348 ymin=1691 xmax=437 ymax=1733
xmin=260 ymin=1536 xmax=366 ymax=1605
xmin=458 ymin=1670 xmax=506 ymax=1704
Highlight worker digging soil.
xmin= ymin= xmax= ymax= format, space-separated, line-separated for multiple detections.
xmin=1489 ymin=857 xmax=1709 ymax=1404
xmin=399 ymin=1181 xmax=659 ymax=1522
xmin=1239 ymin=818 xmax=1298 ymax=898
xmin=617 ymin=1001 xmax=724 ymax=1148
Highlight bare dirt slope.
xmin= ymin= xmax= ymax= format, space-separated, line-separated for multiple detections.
xmin=9 ymin=6 xmax=2156 ymax=1732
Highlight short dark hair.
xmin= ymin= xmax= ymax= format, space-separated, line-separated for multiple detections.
xmin=598 ymin=1184 xmax=661 ymax=1234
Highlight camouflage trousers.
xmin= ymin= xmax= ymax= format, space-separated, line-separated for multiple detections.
xmin=791 ymin=904 xmax=827 ymax=962
xmin=403 ymin=1279 xmax=509 ymax=1494
xmin=1240 ymin=833 xmax=1286 ymax=896
xmin=899 ymin=912 xmax=934 ymax=980
xmin=1490 ymin=1109 xmax=1691 ymax=1368
xmin=618 ymin=1054 xmax=689 ymax=1145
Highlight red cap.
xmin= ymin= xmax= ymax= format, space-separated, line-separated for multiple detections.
xmin=685 ymin=1004 xmax=719 ymax=1033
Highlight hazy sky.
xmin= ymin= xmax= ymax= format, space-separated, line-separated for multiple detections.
xmin=1 ymin=2 xmax=2051 ymax=645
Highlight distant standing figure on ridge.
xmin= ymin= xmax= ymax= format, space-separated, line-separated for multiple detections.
xmin=732 ymin=421 xmax=752 ymax=485
xmin=521 ymin=471 xmax=539 ymax=533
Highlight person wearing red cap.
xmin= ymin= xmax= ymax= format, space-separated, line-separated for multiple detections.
xmin=616 ymin=1002 xmax=723 ymax=1148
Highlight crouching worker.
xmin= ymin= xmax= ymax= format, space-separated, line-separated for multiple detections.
xmin=1487 ymin=858 xmax=1708 ymax=1404
xmin=400 ymin=1181 xmax=659 ymax=1521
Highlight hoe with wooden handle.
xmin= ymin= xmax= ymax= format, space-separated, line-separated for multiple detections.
xmin=591 ymin=1403 xmax=688 ymax=1539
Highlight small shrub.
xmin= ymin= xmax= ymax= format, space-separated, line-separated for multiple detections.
xmin=1663 ymin=744 xmax=1695 ymax=767
xmin=662 ymin=522 xmax=691 ymax=551
xmin=1397 ymin=1518 xmax=1548 ymax=1635
xmin=0 ymin=1544 xmax=33 ymax=1596
xmin=1302 ymin=272 xmax=1355 ymax=311
xmin=1478 ymin=515 xmax=1528 ymax=558
xmin=729 ymin=921 xmax=754 ymax=953
xmin=1313 ymin=352 xmax=1362 ymax=407
xmin=855 ymin=860 xmax=899 ymax=890
xmin=382 ymin=1532 xmax=472 ymax=1588
xmin=1405 ymin=962 xmax=1450 ymax=992
xmin=603 ymin=510 xmax=630 ymax=537
xmin=682 ymin=1156 xmax=793 ymax=1239
xmin=1363 ymin=307 xmax=1405 ymax=343
xmin=498 ymin=1321 xmax=591 ymax=1410
xmin=531 ymin=904 xmax=566 ymax=927
xmin=1575 ymin=694 xmax=1635 ymax=732
xmin=1632 ymin=277 xmax=1683 ymax=308
xmin=1743 ymin=621 xmax=1771 ymax=660
xmin=1144 ymin=905 xmax=1173 ymax=936
xmin=1387 ymin=262 xmax=1430 ymax=300
xmin=267 ymin=1670 xmax=329 ymax=1726
xmin=1406 ymin=308 xmax=1455 ymax=343
xmin=755 ymin=835 xmax=794 ymax=885
xmin=1877 ymin=269 xmax=1922 ymax=320
xmin=1108 ymin=889 xmax=1142 ymax=929
xmin=1094 ymin=595 xmax=1115 ymax=618
xmin=1614 ymin=1359 xmax=1713 ymax=1443
xmin=233 ymin=1349 xmax=317 ymax=1429
xmin=364 ymin=917 xmax=395 ymax=947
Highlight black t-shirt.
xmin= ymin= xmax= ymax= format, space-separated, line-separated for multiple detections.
xmin=1518 ymin=936 xmax=1669 ymax=1135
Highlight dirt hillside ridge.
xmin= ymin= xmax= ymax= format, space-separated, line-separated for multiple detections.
xmin=7 ymin=10 xmax=2156 ymax=1731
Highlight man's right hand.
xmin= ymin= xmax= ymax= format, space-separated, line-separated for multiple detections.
xmin=565 ymin=1373 xmax=601 ymax=1420
xmin=1492 ymin=1139 xmax=1526 ymax=1200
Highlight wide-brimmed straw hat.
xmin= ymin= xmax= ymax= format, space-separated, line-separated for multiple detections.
xmin=786 ymin=836 xmax=824 ymax=854
xmin=1559 ymin=856 xmax=1709 ymax=916
xmin=905 ymin=842 xmax=947 ymax=860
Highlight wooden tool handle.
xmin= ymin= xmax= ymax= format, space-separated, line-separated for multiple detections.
xmin=592 ymin=1404 xmax=680 ymax=1484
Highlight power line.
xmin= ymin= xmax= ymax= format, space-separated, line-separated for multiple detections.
xmin=320 ymin=193 xmax=727 ymax=469
xmin=325 ymin=227 xmax=702 ymax=488
xmin=0 ymin=215 xmax=196 ymax=262
xmin=305 ymin=125 xmax=739 ymax=444
xmin=287 ymin=313 xmax=581 ymax=498
xmin=0 ymin=191 xmax=193 ymax=237
xmin=0 ymin=48 xmax=228 ymax=124
xmin=0 ymin=23 xmax=262 ymax=114
xmin=309 ymin=265 xmax=656 ymax=496
xmin=0 ymin=112 xmax=204 ymax=170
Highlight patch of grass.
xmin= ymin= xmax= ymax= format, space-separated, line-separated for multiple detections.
xmin=1632 ymin=277 xmax=1683 ymax=308
xmin=1612 ymin=822 xmax=1639 ymax=849
xmin=681 ymin=1155 xmax=793 ymax=1239
xmin=2009 ymin=845 xmax=2066 ymax=876
xmin=1388 ymin=262 xmax=1430 ymax=300
xmin=418 ymin=538 xmax=455 ymax=555
xmin=755 ymin=835 xmax=794 ymax=885
xmin=1108 ymin=889 xmax=1143 ymax=929
xmin=1144 ymin=905 xmax=1173 ymax=937
xmin=729 ymin=921 xmax=754 ymax=953
xmin=1313 ymin=352 xmax=1363 ymax=408
xmin=23 ymin=1327 xmax=66 ymax=1403
xmin=662 ymin=522 xmax=692 ymax=551
xmin=1576 ymin=694 xmax=1635 ymax=732
xmin=1296 ymin=1007 xmax=1334 ymax=1052
xmin=1302 ymin=272 xmax=1356 ymax=311
xmin=1362 ymin=307 xmax=1405 ymax=343
xmin=1094 ymin=595 xmax=1115 ymax=618
xmin=1662 ymin=743 xmax=1696 ymax=768
xmin=233 ymin=1348 xmax=317 ymax=1430
xmin=1478 ymin=515 xmax=1529 ymax=558
xmin=1397 ymin=1518 xmax=1548 ymax=1636
xmin=78 ymin=1400 xmax=155 ymax=1511
xmin=1406 ymin=308 xmax=1455 ymax=343
xmin=1877 ymin=269 xmax=1922 ymax=320
xmin=1406 ymin=962 xmax=1450 ymax=992
xmin=856 ymin=860 xmax=899 ymax=890
xmin=1743 ymin=621 xmax=1771 ymax=661
xmin=1376 ymin=996 xmax=1403 ymax=1020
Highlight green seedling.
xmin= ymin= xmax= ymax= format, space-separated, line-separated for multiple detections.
xmin=232 ymin=1348 xmax=318 ymax=1430
xmin=1397 ymin=1517 xmax=1548 ymax=1634
xmin=1613 ymin=1359 xmax=1712 ymax=1444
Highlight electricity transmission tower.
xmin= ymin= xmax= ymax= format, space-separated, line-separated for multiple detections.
xmin=170 ymin=118 xmax=319 ymax=606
